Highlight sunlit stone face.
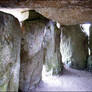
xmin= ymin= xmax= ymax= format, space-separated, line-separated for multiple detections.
xmin=56 ymin=22 xmax=60 ymax=29
xmin=81 ymin=23 xmax=91 ymax=55
xmin=81 ymin=23 xmax=91 ymax=36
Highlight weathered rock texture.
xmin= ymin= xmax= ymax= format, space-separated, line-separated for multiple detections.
xmin=89 ymin=25 xmax=92 ymax=55
xmin=19 ymin=19 xmax=46 ymax=92
xmin=88 ymin=25 xmax=92 ymax=72
xmin=60 ymin=25 xmax=88 ymax=69
xmin=44 ymin=21 xmax=63 ymax=75
xmin=87 ymin=56 xmax=92 ymax=72
xmin=0 ymin=11 xmax=21 ymax=91
xmin=35 ymin=8 xmax=92 ymax=25
xmin=0 ymin=1 xmax=92 ymax=25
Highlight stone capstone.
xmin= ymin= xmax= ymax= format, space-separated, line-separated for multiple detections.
xmin=0 ymin=11 xmax=21 ymax=91
xmin=60 ymin=25 xmax=88 ymax=69
xmin=0 ymin=1 xmax=92 ymax=25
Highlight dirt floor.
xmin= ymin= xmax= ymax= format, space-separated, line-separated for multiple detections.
xmin=31 ymin=65 xmax=92 ymax=92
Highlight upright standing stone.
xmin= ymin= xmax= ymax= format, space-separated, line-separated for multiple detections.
xmin=89 ymin=25 xmax=92 ymax=55
xmin=0 ymin=12 xmax=21 ymax=91
xmin=44 ymin=21 xmax=63 ymax=75
xmin=60 ymin=25 xmax=88 ymax=69
xmin=88 ymin=25 xmax=92 ymax=72
xmin=19 ymin=20 xmax=46 ymax=92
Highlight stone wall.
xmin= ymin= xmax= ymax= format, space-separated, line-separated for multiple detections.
xmin=43 ymin=21 xmax=63 ymax=75
xmin=19 ymin=20 xmax=46 ymax=91
xmin=88 ymin=25 xmax=92 ymax=72
xmin=60 ymin=25 xmax=88 ymax=70
xmin=89 ymin=25 xmax=92 ymax=55
xmin=0 ymin=11 xmax=21 ymax=91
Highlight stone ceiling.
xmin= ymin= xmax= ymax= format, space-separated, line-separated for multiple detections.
xmin=0 ymin=0 xmax=92 ymax=25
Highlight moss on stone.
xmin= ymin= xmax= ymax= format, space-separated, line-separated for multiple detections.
xmin=0 ymin=83 xmax=8 ymax=91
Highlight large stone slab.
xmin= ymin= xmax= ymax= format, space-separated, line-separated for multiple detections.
xmin=60 ymin=25 xmax=88 ymax=69
xmin=87 ymin=56 xmax=92 ymax=72
xmin=88 ymin=25 xmax=92 ymax=72
xmin=89 ymin=25 xmax=92 ymax=55
xmin=0 ymin=11 xmax=21 ymax=91
xmin=1 ymin=1 xmax=92 ymax=25
xmin=19 ymin=19 xmax=46 ymax=91
xmin=43 ymin=21 xmax=63 ymax=75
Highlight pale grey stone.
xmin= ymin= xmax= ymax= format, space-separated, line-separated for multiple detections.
xmin=0 ymin=11 xmax=21 ymax=91
xmin=60 ymin=25 xmax=88 ymax=69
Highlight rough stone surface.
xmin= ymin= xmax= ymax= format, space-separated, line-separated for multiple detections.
xmin=19 ymin=20 xmax=46 ymax=92
xmin=87 ymin=56 xmax=92 ymax=72
xmin=89 ymin=25 xmax=92 ymax=55
xmin=0 ymin=0 xmax=92 ymax=8
xmin=35 ymin=8 xmax=92 ymax=25
xmin=60 ymin=25 xmax=88 ymax=70
xmin=88 ymin=25 xmax=92 ymax=72
xmin=0 ymin=1 xmax=92 ymax=25
xmin=43 ymin=21 xmax=63 ymax=75
xmin=0 ymin=11 xmax=21 ymax=91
